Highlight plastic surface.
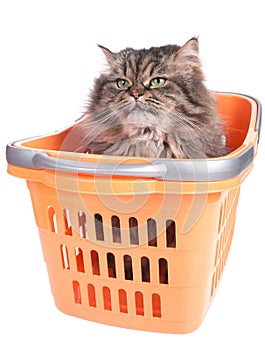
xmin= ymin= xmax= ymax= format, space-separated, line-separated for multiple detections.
xmin=6 ymin=92 xmax=261 ymax=333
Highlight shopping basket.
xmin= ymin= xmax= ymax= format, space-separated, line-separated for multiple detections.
xmin=6 ymin=92 xmax=261 ymax=333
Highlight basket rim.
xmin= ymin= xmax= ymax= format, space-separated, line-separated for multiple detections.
xmin=6 ymin=92 xmax=261 ymax=182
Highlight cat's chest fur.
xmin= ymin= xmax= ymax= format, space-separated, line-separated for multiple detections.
xmin=124 ymin=103 xmax=168 ymax=136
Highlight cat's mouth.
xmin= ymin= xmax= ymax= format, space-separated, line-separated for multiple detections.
xmin=124 ymin=99 xmax=159 ymax=115
xmin=124 ymin=103 xmax=161 ymax=131
xmin=125 ymin=101 xmax=146 ymax=112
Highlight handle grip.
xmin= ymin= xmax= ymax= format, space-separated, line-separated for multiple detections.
xmin=32 ymin=152 xmax=168 ymax=179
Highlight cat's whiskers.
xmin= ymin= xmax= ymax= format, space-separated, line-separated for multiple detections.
xmin=84 ymin=99 xmax=207 ymax=145
xmin=80 ymin=101 xmax=125 ymax=130
xmin=134 ymin=99 xmax=207 ymax=141
xmin=159 ymin=104 xmax=208 ymax=141
xmin=75 ymin=105 xmax=126 ymax=151
xmin=81 ymin=111 xmax=115 ymax=135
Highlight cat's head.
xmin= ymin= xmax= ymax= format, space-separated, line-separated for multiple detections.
xmin=75 ymin=38 xmax=225 ymax=157
xmin=89 ymin=37 xmax=205 ymax=116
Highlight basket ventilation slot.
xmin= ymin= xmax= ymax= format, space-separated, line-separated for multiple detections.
xmin=152 ymin=293 xmax=162 ymax=318
xmin=129 ymin=217 xmax=139 ymax=245
xmin=87 ymin=283 xmax=96 ymax=307
xmin=111 ymin=215 xmax=121 ymax=243
xmin=135 ymin=291 xmax=144 ymax=316
xmin=78 ymin=211 xmax=87 ymax=239
xmin=73 ymin=281 xmax=82 ymax=304
xmin=75 ymin=247 xmax=85 ymax=273
xmin=91 ymin=250 xmax=100 ymax=275
xmin=60 ymin=244 xmax=70 ymax=270
xmin=141 ymin=256 xmax=150 ymax=282
xmin=63 ymin=208 xmax=72 ymax=236
xmin=107 ymin=252 xmax=116 ymax=278
xmin=95 ymin=213 xmax=104 ymax=241
xmin=147 ymin=218 xmax=157 ymax=246
xmin=103 ymin=286 xmax=112 ymax=311
xmin=159 ymin=258 xmax=168 ymax=284
xmin=166 ymin=219 xmax=176 ymax=248
xmin=118 ymin=289 xmax=128 ymax=313
xmin=48 ymin=206 xmax=58 ymax=234
xmin=124 ymin=255 xmax=133 ymax=280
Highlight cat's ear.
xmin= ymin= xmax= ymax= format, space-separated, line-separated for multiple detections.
xmin=98 ymin=45 xmax=116 ymax=65
xmin=176 ymin=38 xmax=203 ymax=78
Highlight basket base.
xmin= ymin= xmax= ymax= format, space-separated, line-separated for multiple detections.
xmin=54 ymin=299 xmax=206 ymax=334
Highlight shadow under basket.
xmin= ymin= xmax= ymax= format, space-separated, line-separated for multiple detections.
xmin=6 ymin=92 xmax=261 ymax=334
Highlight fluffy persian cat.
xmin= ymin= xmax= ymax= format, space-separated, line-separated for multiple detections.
xmin=74 ymin=38 xmax=227 ymax=158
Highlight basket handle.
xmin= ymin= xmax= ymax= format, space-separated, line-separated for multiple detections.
xmin=32 ymin=152 xmax=168 ymax=179
xmin=6 ymin=143 xmax=255 ymax=181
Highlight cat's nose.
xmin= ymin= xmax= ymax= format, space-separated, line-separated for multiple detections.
xmin=130 ymin=88 xmax=144 ymax=100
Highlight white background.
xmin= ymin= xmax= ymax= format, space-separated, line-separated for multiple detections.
xmin=1 ymin=0 xmax=265 ymax=349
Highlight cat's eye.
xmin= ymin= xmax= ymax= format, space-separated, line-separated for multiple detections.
xmin=117 ymin=79 xmax=130 ymax=89
xmin=150 ymin=77 xmax=166 ymax=88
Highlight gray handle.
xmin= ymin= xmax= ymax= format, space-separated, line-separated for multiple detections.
xmin=32 ymin=152 xmax=168 ymax=179
xmin=6 ymin=143 xmax=255 ymax=181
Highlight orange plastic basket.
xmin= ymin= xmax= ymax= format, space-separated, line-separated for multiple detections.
xmin=6 ymin=92 xmax=261 ymax=333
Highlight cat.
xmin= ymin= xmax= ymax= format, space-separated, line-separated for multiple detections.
xmin=73 ymin=38 xmax=227 ymax=284
xmin=73 ymin=37 xmax=227 ymax=159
